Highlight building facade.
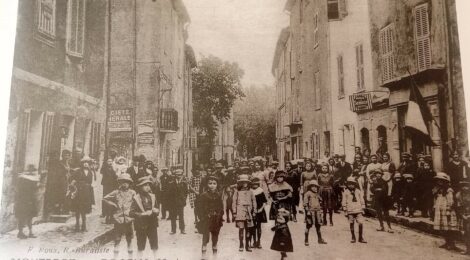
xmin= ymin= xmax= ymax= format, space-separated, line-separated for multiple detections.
xmin=107 ymin=0 xmax=195 ymax=173
xmin=328 ymin=0 xmax=375 ymax=162
xmin=360 ymin=0 xmax=466 ymax=170
xmin=2 ymin=0 xmax=107 ymax=232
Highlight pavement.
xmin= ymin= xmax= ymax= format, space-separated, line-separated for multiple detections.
xmin=0 ymin=196 xmax=467 ymax=260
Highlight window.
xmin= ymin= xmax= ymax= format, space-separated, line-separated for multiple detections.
xmin=312 ymin=131 xmax=320 ymax=159
xmin=37 ymin=0 xmax=56 ymax=38
xmin=414 ymin=3 xmax=431 ymax=71
xmin=327 ymin=0 xmax=340 ymax=19
xmin=360 ymin=128 xmax=370 ymax=151
xmin=313 ymin=13 xmax=319 ymax=48
xmin=314 ymin=71 xmax=321 ymax=110
xmin=324 ymin=131 xmax=331 ymax=157
xmin=66 ymin=0 xmax=86 ymax=57
xmin=328 ymin=0 xmax=347 ymax=20
xmin=337 ymin=55 xmax=345 ymax=98
xmin=380 ymin=24 xmax=395 ymax=82
xmin=355 ymin=43 xmax=365 ymax=90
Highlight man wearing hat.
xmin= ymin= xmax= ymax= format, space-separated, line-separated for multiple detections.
xmin=402 ymin=173 xmax=417 ymax=217
xmin=15 ymin=164 xmax=40 ymax=239
xmin=102 ymin=174 xmax=136 ymax=258
xmin=127 ymin=156 xmax=146 ymax=185
xmin=130 ymin=177 xmax=160 ymax=259
xmin=335 ymin=154 xmax=353 ymax=211
xmin=398 ymin=152 xmax=417 ymax=178
xmin=159 ymin=167 xmax=171 ymax=220
xmin=70 ymin=156 xmax=95 ymax=232
xmin=168 ymin=169 xmax=188 ymax=234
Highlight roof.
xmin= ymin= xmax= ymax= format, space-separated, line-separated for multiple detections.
xmin=271 ymin=27 xmax=291 ymax=76
xmin=173 ymin=0 xmax=191 ymax=24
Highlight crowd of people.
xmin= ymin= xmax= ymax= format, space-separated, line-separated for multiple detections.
xmin=12 ymin=148 xmax=470 ymax=259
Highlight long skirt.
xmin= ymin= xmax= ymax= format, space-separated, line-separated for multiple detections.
xmin=434 ymin=208 xmax=458 ymax=231
xmin=270 ymin=225 xmax=293 ymax=252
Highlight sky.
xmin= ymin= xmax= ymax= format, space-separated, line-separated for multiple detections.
xmin=183 ymin=0 xmax=290 ymax=87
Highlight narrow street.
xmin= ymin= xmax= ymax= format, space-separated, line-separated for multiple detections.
xmin=101 ymin=207 xmax=467 ymax=260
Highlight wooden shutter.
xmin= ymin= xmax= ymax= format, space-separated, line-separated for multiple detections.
xmin=415 ymin=4 xmax=431 ymax=71
xmin=339 ymin=0 xmax=348 ymax=18
xmin=355 ymin=44 xmax=365 ymax=90
xmin=66 ymin=0 xmax=86 ymax=56
xmin=337 ymin=55 xmax=344 ymax=97
xmin=39 ymin=112 xmax=55 ymax=175
xmin=315 ymin=71 xmax=321 ymax=110
xmin=380 ymin=24 xmax=395 ymax=82
xmin=15 ymin=110 xmax=31 ymax=172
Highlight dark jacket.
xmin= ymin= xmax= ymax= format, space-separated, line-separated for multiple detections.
xmin=127 ymin=166 xmax=145 ymax=184
xmin=196 ymin=190 xmax=224 ymax=232
xmin=70 ymin=168 xmax=94 ymax=214
xmin=336 ymin=162 xmax=353 ymax=183
xmin=129 ymin=192 xmax=159 ymax=230
xmin=371 ymin=179 xmax=388 ymax=207
xmin=167 ymin=177 xmax=188 ymax=208
xmin=15 ymin=176 xmax=38 ymax=219
xmin=101 ymin=165 xmax=117 ymax=194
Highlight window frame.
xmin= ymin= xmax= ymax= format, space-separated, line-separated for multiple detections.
xmin=66 ymin=0 xmax=86 ymax=57
xmin=379 ymin=24 xmax=395 ymax=83
xmin=314 ymin=70 xmax=321 ymax=110
xmin=313 ymin=12 xmax=319 ymax=49
xmin=337 ymin=54 xmax=345 ymax=98
xmin=36 ymin=0 xmax=57 ymax=40
xmin=355 ymin=43 xmax=365 ymax=91
xmin=414 ymin=3 xmax=431 ymax=72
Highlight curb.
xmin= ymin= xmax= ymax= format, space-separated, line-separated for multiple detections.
xmin=74 ymin=227 xmax=115 ymax=251
xmin=364 ymin=208 xmax=463 ymax=240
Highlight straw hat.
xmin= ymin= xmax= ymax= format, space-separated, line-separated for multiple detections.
xmin=403 ymin=173 xmax=414 ymax=179
xmin=237 ymin=174 xmax=250 ymax=183
xmin=81 ymin=156 xmax=92 ymax=163
xmin=346 ymin=176 xmax=358 ymax=185
xmin=306 ymin=180 xmax=319 ymax=190
xmin=434 ymin=172 xmax=450 ymax=182
xmin=251 ymin=177 xmax=261 ymax=185
xmin=136 ymin=176 xmax=153 ymax=187
xmin=117 ymin=173 xmax=133 ymax=183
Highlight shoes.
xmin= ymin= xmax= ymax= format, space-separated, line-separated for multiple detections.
xmin=387 ymin=229 xmax=394 ymax=233
xmin=351 ymin=238 xmax=356 ymax=243
xmin=439 ymin=243 xmax=449 ymax=249
xmin=330 ymin=223 xmax=333 ymax=226
xmin=212 ymin=247 xmax=218 ymax=254
xmin=170 ymin=231 xmax=176 ymax=235
xmin=376 ymin=227 xmax=385 ymax=232
xmin=447 ymin=244 xmax=459 ymax=251
xmin=305 ymin=241 xmax=309 ymax=246
xmin=318 ymin=239 xmax=327 ymax=244
xmin=245 ymin=247 xmax=252 ymax=252
xmin=181 ymin=230 xmax=186 ymax=234
xmin=28 ymin=233 xmax=37 ymax=238
xmin=359 ymin=238 xmax=367 ymax=243
xmin=17 ymin=233 xmax=27 ymax=239
xmin=239 ymin=247 xmax=243 ymax=252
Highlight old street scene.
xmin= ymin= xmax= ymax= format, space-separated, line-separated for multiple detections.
xmin=0 ymin=0 xmax=469 ymax=259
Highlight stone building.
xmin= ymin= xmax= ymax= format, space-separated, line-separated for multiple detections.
xmin=274 ymin=0 xmax=338 ymax=167
xmin=360 ymin=0 xmax=466 ymax=170
xmin=107 ymin=0 xmax=195 ymax=173
xmin=328 ymin=0 xmax=375 ymax=162
xmin=2 ymin=0 xmax=107 ymax=231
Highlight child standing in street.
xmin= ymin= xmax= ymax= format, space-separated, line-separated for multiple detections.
xmin=270 ymin=208 xmax=293 ymax=260
xmin=232 ymin=174 xmax=257 ymax=252
xmin=196 ymin=175 xmax=224 ymax=258
xmin=402 ymin=174 xmax=417 ymax=217
xmin=130 ymin=176 xmax=160 ymax=259
xmin=370 ymin=169 xmax=393 ymax=233
xmin=433 ymin=172 xmax=459 ymax=251
xmin=102 ymin=174 xmax=136 ymax=258
xmin=303 ymin=180 xmax=327 ymax=246
xmin=189 ymin=168 xmax=202 ymax=232
xmin=391 ymin=173 xmax=404 ymax=215
xmin=456 ymin=180 xmax=470 ymax=255
xmin=251 ymin=177 xmax=268 ymax=249
xmin=342 ymin=177 xmax=367 ymax=243
xmin=318 ymin=163 xmax=335 ymax=226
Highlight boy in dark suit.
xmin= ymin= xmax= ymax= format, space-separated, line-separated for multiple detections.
xmin=168 ymin=169 xmax=189 ymax=234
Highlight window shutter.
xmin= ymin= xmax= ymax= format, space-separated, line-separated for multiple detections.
xmin=339 ymin=0 xmax=348 ymax=18
xmin=415 ymin=4 xmax=431 ymax=71
xmin=66 ymin=0 xmax=86 ymax=57
xmin=39 ymin=112 xmax=55 ymax=174
xmin=380 ymin=24 xmax=395 ymax=82
xmin=337 ymin=55 xmax=344 ymax=97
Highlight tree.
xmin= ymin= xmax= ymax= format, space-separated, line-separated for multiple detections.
xmin=192 ymin=55 xmax=245 ymax=162
xmin=234 ymin=85 xmax=276 ymax=159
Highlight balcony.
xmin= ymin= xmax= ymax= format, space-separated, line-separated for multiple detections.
xmin=160 ymin=108 xmax=178 ymax=133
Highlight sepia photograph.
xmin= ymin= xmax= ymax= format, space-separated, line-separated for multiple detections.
xmin=0 ymin=0 xmax=470 ymax=259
